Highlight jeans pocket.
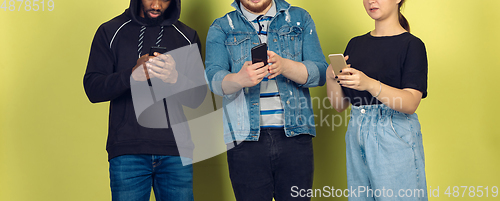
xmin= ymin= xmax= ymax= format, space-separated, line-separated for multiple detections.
xmin=226 ymin=141 xmax=247 ymax=152
xmin=292 ymin=134 xmax=313 ymax=144
xmin=390 ymin=113 xmax=414 ymax=148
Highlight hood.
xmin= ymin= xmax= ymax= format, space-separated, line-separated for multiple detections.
xmin=126 ymin=0 xmax=181 ymax=26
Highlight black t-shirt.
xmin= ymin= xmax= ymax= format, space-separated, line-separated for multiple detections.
xmin=342 ymin=32 xmax=428 ymax=106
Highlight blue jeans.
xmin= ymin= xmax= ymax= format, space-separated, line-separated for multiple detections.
xmin=109 ymin=155 xmax=193 ymax=201
xmin=226 ymin=129 xmax=314 ymax=201
xmin=346 ymin=104 xmax=427 ymax=201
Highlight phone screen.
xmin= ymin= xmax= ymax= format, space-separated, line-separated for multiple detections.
xmin=251 ymin=43 xmax=268 ymax=66
xmin=149 ymin=46 xmax=168 ymax=56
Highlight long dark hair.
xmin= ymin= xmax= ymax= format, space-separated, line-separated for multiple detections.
xmin=398 ymin=0 xmax=410 ymax=32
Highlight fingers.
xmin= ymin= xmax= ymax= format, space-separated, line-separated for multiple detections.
xmin=256 ymin=65 xmax=269 ymax=75
xmin=148 ymin=60 xmax=169 ymax=70
xmin=267 ymin=50 xmax=276 ymax=57
xmin=338 ymin=67 xmax=355 ymax=76
xmin=244 ymin=61 xmax=268 ymax=78
xmin=268 ymin=70 xmax=278 ymax=79
xmin=148 ymin=53 xmax=175 ymax=69
xmin=336 ymin=68 xmax=365 ymax=89
xmin=147 ymin=68 xmax=163 ymax=78
xmin=147 ymin=68 xmax=177 ymax=83
xmin=142 ymin=63 xmax=155 ymax=79
xmin=147 ymin=67 xmax=171 ymax=78
xmin=154 ymin=53 xmax=174 ymax=63
xmin=136 ymin=54 xmax=154 ymax=67
xmin=337 ymin=75 xmax=359 ymax=88
xmin=341 ymin=67 xmax=354 ymax=73
xmin=266 ymin=52 xmax=281 ymax=77
xmin=249 ymin=61 xmax=266 ymax=70
xmin=247 ymin=62 xmax=269 ymax=78
xmin=267 ymin=51 xmax=279 ymax=64
xmin=254 ymin=68 xmax=269 ymax=83
xmin=147 ymin=64 xmax=168 ymax=74
xmin=148 ymin=65 xmax=178 ymax=82
xmin=336 ymin=68 xmax=356 ymax=81
xmin=268 ymin=73 xmax=279 ymax=79
xmin=144 ymin=54 xmax=155 ymax=62
xmin=267 ymin=52 xmax=287 ymax=79
xmin=267 ymin=64 xmax=281 ymax=79
xmin=337 ymin=80 xmax=357 ymax=87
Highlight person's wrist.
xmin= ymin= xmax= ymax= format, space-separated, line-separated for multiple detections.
xmin=327 ymin=69 xmax=336 ymax=79
xmin=234 ymin=71 xmax=244 ymax=86
xmin=280 ymin=58 xmax=292 ymax=75
xmin=367 ymin=78 xmax=378 ymax=93
xmin=368 ymin=78 xmax=382 ymax=98
xmin=229 ymin=72 xmax=245 ymax=88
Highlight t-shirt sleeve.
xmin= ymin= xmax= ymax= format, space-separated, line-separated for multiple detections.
xmin=401 ymin=38 xmax=428 ymax=98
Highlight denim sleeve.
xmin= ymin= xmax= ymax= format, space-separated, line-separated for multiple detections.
xmin=204 ymin=22 xmax=233 ymax=97
xmin=297 ymin=12 xmax=328 ymax=88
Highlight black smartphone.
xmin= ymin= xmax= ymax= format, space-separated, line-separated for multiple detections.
xmin=149 ymin=46 xmax=168 ymax=56
xmin=251 ymin=43 xmax=268 ymax=66
xmin=146 ymin=46 xmax=168 ymax=86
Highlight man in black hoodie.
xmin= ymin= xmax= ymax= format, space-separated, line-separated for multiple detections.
xmin=84 ymin=0 xmax=204 ymax=200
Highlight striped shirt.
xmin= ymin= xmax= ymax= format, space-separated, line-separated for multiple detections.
xmin=241 ymin=0 xmax=284 ymax=128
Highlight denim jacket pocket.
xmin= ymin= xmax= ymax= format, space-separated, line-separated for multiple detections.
xmin=278 ymin=26 xmax=303 ymax=60
xmin=225 ymin=34 xmax=251 ymax=65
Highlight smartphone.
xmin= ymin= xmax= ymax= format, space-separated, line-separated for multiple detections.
xmin=328 ymin=54 xmax=348 ymax=76
xmin=251 ymin=43 xmax=268 ymax=66
xmin=146 ymin=46 xmax=168 ymax=86
xmin=149 ymin=46 xmax=168 ymax=56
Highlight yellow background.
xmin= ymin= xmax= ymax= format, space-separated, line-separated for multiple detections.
xmin=1 ymin=0 xmax=499 ymax=200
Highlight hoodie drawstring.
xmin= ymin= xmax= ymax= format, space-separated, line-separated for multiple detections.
xmin=156 ymin=26 xmax=164 ymax=46
xmin=138 ymin=26 xmax=164 ymax=58
xmin=138 ymin=26 xmax=146 ymax=58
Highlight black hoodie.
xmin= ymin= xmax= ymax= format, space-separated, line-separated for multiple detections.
xmin=84 ymin=0 xmax=203 ymax=160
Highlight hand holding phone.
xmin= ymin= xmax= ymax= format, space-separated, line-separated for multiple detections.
xmin=328 ymin=54 xmax=348 ymax=76
xmin=147 ymin=46 xmax=178 ymax=84
xmin=149 ymin=46 xmax=168 ymax=57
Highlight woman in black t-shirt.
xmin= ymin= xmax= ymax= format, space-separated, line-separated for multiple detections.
xmin=327 ymin=0 xmax=428 ymax=200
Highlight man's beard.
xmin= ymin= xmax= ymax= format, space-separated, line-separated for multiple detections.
xmin=143 ymin=9 xmax=165 ymax=25
xmin=240 ymin=0 xmax=272 ymax=14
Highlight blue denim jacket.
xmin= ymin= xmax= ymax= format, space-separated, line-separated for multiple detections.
xmin=205 ymin=0 xmax=328 ymax=143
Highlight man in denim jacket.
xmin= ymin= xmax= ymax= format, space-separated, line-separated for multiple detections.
xmin=205 ymin=0 xmax=327 ymax=200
